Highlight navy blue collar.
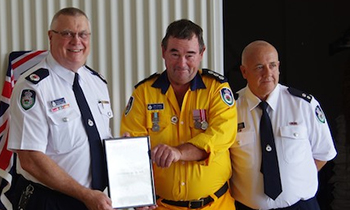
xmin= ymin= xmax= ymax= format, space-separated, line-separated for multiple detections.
xmin=152 ymin=70 xmax=206 ymax=94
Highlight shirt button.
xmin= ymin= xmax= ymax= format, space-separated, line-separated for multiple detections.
xmin=181 ymin=182 xmax=185 ymax=186
xmin=107 ymin=112 xmax=112 ymax=116
xmin=266 ymin=144 xmax=272 ymax=152
xmin=293 ymin=133 xmax=299 ymax=137
xmin=182 ymin=161 xmax=185 ymax=165
xmin=180 ymin=121 xmax=184 ymax=125
xmin=62 ymin=117 xmax=69 ymax=122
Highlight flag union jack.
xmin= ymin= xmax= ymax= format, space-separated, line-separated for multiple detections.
xmin=0 ymin=50 xmax=48 ymax=210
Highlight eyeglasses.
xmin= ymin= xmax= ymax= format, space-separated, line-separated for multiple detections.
xmin=51 ymin=30 xmax=91 ymax=40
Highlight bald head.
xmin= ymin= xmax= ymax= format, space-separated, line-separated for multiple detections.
xmin=241 ymin=40 xmax=278 ymax=66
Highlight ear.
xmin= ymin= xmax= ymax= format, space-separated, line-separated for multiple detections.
xmin=48 ymin=30 xmax=53 ymax=41
xmin=240 ymin=65 xmax=247 ymax=79
xmin=200 ymin=46 xmax=206 ymax=57
xmin=161 ymin=45 xmax=166 ymax=59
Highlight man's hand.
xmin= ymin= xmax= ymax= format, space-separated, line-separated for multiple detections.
xmin=136 ymin=205 xmax=157 ymax=210
xmin=151 ymin=144 xmax=181 ymax=168
xmin=82 ymin=189 xmax=113 ymax=210
xmin=17 ymin=150 xmax=114 ymax=210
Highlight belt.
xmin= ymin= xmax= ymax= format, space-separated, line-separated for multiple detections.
xmin=159 ymin=182 xmax=228 ymax=209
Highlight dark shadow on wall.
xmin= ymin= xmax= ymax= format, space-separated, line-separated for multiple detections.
xmin=223 ymin=0 xmax=350 ymax=209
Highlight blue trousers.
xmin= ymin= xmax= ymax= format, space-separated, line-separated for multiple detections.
xmin=235 ymin=197 xmax=320 ymax=210
xmin=12 ymin=176 xmax=88 ymax=210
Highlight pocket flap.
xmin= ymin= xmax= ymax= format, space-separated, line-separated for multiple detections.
xmin=280 ymin=125 xmax=307 ymax=139
xmin=48 ymin=109 xmax=80 ymax=125
xmin=98 ymin=101 xmax=113 ymax=118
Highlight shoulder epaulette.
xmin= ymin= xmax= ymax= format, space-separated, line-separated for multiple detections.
xmin=25 ymin=68 xmax=49 ymax=84
xmin=135 ymin=73 xmax=160 ymax=88
xmin=234 ymin=92 xmax=239 ymax=100
xmin=287 ymin=87 xmax=312 ymax=103
xmin=86 ymin=65 xmax=107 ymax=84
xmin=201 ymin=69 xmax=227 ymax=83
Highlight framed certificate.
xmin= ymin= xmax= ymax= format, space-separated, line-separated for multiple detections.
xmin=103 ymin=136 xmax=156 ymax=209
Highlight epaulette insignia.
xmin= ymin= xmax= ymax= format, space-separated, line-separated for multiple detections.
xmin=287 ymin=87 xmax=312 ymax=103
xmin=201 ymin=69 xmax=227 ymax=83
xmin=135 ymin=73 xmax=160 ymax=88
xmin=86 ymin=65 xmax=107 ymax=84
xmin=25 ymin=68 xmax=49 ymax=84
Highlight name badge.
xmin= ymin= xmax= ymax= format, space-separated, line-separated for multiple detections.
xmin=147 ymin=103 xmax=164 ymax=110
xmin=50 ymin=97 xmax=70 ymax=112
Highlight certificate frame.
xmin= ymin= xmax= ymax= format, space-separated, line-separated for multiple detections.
xmin=103 ymin=136 xmax=156 ymax=209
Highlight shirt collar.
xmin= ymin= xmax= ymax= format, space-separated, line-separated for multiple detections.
xmin=47 ymin=52 xmax=85 ymax=86
xmin=266 ymin=84 xmax=280 ymax=111
xmin=152 ymin=70 xmax=206 ymax=94
xmin=244 ymin=84 xmax=280 ymax=111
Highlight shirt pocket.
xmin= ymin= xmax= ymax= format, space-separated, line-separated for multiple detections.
xmin=48 ymin=109 xmax=80 ymax=154
xmin=97 ymin=101 xmax=113 ymax=130
xmin=231 ymin=131 xmax=256 ymax=166
xmin=97 ymin=101 xmax=113 ymax=119
xmin=280 ymin=125 xmax=309 ymax=163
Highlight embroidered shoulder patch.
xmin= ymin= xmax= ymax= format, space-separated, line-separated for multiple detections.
xmin=25 ymin=68 xmax=49 ymax=84
xmin=287 ymin=87 xmax=312 ymax=103
xmin=124 ymin=96 xmax=134 ymax=116
xmin=20 ymin=89 xmax=36 ymax=110
xmin=315 ymin=105 xmax=326 ymax=123
xmin=220 ymin=87 xmax=234 ymax=107
xmin=201 ymin=69 xmax=227 ymax=83
xmin=135 ymin=73 xmax=160 ymax=89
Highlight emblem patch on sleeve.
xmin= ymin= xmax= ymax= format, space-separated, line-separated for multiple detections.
xmin=220 ymin=87 xmax=234 ymax=106
xmin=124 ymin=96 xmax=134 ymax=116
xmin=20 ymin=89 xmax=36 ymax=110
xmin=315 ymin=105 xmax=325 ymax=123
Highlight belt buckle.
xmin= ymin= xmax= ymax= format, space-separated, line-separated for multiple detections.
xmin=188 ymin=199 xmax=204 ymax=209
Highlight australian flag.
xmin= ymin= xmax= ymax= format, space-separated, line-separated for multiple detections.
xmin=0 ymin=50 xmax=48 ymax=210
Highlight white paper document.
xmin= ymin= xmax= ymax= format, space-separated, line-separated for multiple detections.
xmin=104 ymin=136 xmax=156 ymax=209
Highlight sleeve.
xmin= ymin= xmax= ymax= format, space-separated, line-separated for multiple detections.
xmin=308 ymin=97 xmax=337 ymax=161
xmin=120 ymin=86 xmax=148 ymax=137
xmin=8 ymin=82 xmax=50 ymax=152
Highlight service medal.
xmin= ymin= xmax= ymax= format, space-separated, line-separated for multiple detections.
xmin=152 ymin=124 xmax=160 ymax=132
xmin=194 ymin=120 xmax=202 ymax=129
xmin=201 ymin=121 xmax=208 ymax=130
xmin=152 ymin=112 xmax=160 ymax=132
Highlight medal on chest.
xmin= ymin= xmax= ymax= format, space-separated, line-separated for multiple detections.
xmin=152 ymin=112 xmax=160 ymax=132
xmin=193 ymin=109 xmax=208 ymax=130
